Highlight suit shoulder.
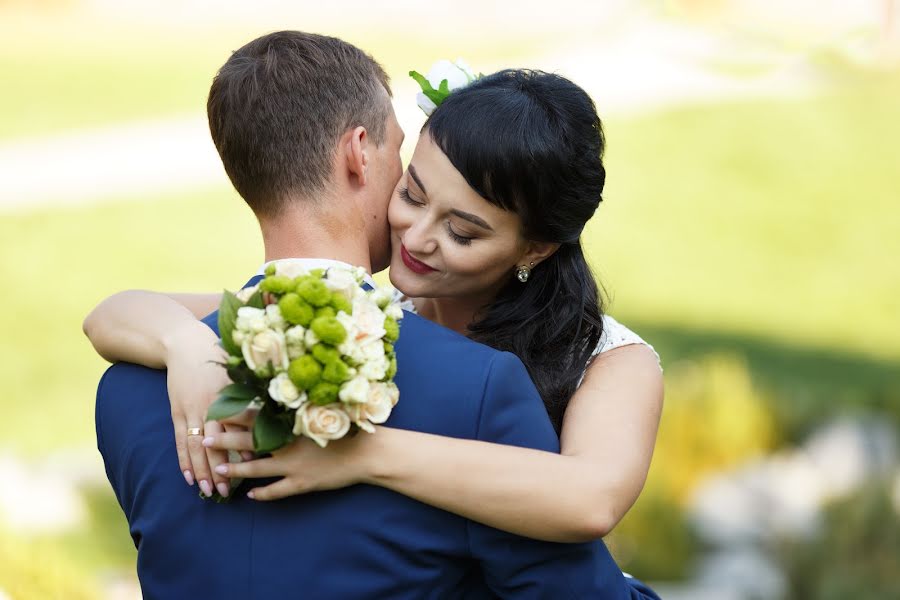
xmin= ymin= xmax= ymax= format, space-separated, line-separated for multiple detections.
xmin=396 ymin=310 xmax=501 ymax=361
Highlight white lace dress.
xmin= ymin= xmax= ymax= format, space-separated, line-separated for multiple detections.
xmin=396 ymin=294 xmax=659 ymax=382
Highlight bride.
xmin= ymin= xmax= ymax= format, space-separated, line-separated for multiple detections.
xmin=84 ymin=68 xmax=663 ymax=544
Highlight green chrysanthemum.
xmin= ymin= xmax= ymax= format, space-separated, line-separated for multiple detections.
xmin=322 ymin=358 xmax=353 ymax=384
xmin=260 ymin=275 xmax=295 ymax=294
xmin=383 ymin=316 xmax=400 ymax=343
xmin=309 ymin=382 xmax=340 ymax=405
xmin=279 ymin=293 xmax=315 ymax=327
xmin=295 ymin=278 xmax=331 ymax=307
xmin=288 ymin=355 xmax=321 ymax=390
xmin=311 ymin=316 xmax=347 ymax=345
xmin=330 ymin=292 xmax=352 ymax=315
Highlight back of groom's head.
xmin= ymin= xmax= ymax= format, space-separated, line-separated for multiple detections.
xmin=207 ymin=31 xmax=392 ymax=217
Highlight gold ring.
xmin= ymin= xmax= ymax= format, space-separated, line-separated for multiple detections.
xmin=187 ymin=427 xmax=202 ymax=436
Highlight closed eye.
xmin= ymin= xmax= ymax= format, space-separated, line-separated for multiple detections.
xmin=399 ymin=186 xmax=424 ymax=207
xmin=446 ymin=221 xmax=474 ymax=246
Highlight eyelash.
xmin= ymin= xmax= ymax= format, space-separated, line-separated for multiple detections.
xmin=399 ymin=186 xmax=474 ymax=246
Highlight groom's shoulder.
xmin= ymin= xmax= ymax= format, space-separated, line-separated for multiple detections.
xmin=395 ymin=309 xmax=503 ymax=363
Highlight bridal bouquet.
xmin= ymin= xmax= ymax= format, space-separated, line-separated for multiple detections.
xmin=207 ymin=262 xmax=403 ymax=453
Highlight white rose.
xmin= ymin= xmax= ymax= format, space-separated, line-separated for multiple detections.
xmin=415 ymin=92 xmax=438 ymax=116
xmin=293 ymin=403 xmax=351 ymax=448
xmin=338 ymin=375 xmax=370 ymax=404
xmin=344 ymin=404 xmax=376 ymax=433
xmin=352 ymin=298 xmax=387 ymax=343
xmin=273 ymin=260 xmax=310 ymax=279
xmin=384 ymin=303 xmax=404 ymax=321
xmin=268 ymin=373 xmax=305 ymax=409
xmin=360 ymin=354 xmax=388 ymax=381
xmin=235 ymin=283 xmax=260 ymax=303
xmin=361 ymin=339 xmax=385 ymax=362
xmin=265 ymin=304 xmax=286 ymax=330
xmin=365 ymin=382 xmax=396 ymax=424
xmin=242 ymin=329 xmax=289 ymax=374
xmin=426 ymin=58 xmax=472 ymax=92
xmin=236 ymin=306 xmax=267 ymax=333
xmin=324 ymin=268 xmax=359 ymax=301
xmin=284 ymin=325 xmax=306 ymax=360
xmin=232 ymin=329 xmax=248 ymax=346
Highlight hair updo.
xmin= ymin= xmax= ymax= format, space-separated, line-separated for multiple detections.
xmin=425 ymin=69 xmax=606 ymax=433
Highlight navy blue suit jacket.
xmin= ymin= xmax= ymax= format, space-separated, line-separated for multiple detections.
xmin=96 ymin=275 xmax=657 ymax=599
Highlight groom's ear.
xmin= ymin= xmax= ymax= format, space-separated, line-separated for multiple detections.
xmin=344 ymin=126 xmax=369 ymax=186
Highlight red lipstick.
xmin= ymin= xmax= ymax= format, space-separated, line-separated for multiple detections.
xmin=400 ymin=244 xmax=437 ymax=275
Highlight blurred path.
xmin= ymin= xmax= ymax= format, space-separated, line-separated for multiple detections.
xmin=0 ymin=15 xmax=822 ymax=213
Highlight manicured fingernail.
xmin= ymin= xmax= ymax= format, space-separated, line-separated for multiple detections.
xmin=216 ymin=482 xmax=230 ymax=498
xmin=202 ymin=436 xmax=214 ymax=447
xmin=200 ymin=480 xmax=213 ymax=497
xmin=183 ymin=470 xmax=194 ymax=486
xmin=215 ymin=464 xmax=229 ymax=475
xmin=247 ymin=490 xmax=256 ymax=500
xmin=241 ymin=451 xmax=254 ymax=461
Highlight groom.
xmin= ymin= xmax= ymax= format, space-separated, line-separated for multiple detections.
xmin=96 ymin=31 xmax=657 ymax=599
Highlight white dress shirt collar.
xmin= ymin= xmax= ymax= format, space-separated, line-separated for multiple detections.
xmin=256 ymin=258 xmax=376 ymax=288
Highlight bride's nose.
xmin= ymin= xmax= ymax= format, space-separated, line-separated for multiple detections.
xmin=402 ymin=216 xmax=438 ymax=255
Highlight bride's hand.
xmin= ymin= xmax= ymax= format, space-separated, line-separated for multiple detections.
xmin=164 ymin=320 xmax=233 ymax=497
xmin=203 ymin=429 xmax=374 ymax=501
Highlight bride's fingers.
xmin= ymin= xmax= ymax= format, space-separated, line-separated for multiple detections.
xmin=204 ymin=421 xmax=230 ymax=498
xmin=187 ymin=416 xmax=213 ymax=497
xmin=202 ymin=431 xmax=255 ymax=452
xmin=171 ymin=412 xmax=194 ymax=486
xmin=215 ymin=457 xmax=283 ymax=479
xmin=246 ymin=479 xmax=299 ymax=502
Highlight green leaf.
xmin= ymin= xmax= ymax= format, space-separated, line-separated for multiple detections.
xmin=253 ymin=404 xmax=293 ymax=453
xmin=423 ymin=88 xmax=447 ymax=106
xmin=206 ymin=394 xmax=252 ymax=421
xmin=245 ymin=290 xmax=265 ymax=309
xmin=438 ymin=78 xmax=450 ymax=95
xmin=218 ymin=290 xmax=243 ymax=355
xmin=219 ymin=382 xmax=258 ymax=400
xmin=409 ymin=70 xmax=435 ymax=94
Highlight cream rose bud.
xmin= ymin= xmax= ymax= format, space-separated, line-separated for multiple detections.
xmin=242 ymin=329 xmax=289 ymax=374
xmin=293 ymin=403 xmax=352 ymax=448
xmin=232 ymin=329 xmax=248 ymax=346
xmin=235 ymin=283 xmax=260 ymax=303
xmin=384 ymin=303 xmax=404 ymax=321
xmin=284 ymin=325 xmax=306 ymax=359
xmin=365 ymin=382 xmax=396 ymax=424
xmin=268 ymin=373 xmax=305 ymax=409
xmin=360 ymin=354 xmax=389 ymax=381
xmin=324 ymin=268 xmax=358 ymax=301
xmin=273 ymin=260 xmax=310 ymax=280
xmin=236 ymin=306 xmax=267 ymax=333
xmin=339 ymin=375 xmax=371 ymax=404
xmin=265 ymin=304 xmax=286 ymax=330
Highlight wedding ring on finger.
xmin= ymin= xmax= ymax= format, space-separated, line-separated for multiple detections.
xmin=187 ymin=427 xmax=203 ymax=436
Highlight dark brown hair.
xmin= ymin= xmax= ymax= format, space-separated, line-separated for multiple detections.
xmin=207 ymin=31 xmax=392 ymax=216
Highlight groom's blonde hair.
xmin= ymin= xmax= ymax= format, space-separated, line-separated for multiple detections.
xmin=207 ymin=31 xmax=392 ymax=216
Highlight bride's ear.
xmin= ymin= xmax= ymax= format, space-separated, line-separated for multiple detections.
xmin=344 ymin=126 xmax=369 ymax=186
xmin=520 ymin=241 xmax=560 ymax=269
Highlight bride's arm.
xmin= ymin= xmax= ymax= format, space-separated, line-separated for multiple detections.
xmin=213 ymin=343 xmax=663 ymax=543
xmin=83 ymin=291 xmax=232 ymax=498
xmin=83 ymin=291 xmax=222 ymax=365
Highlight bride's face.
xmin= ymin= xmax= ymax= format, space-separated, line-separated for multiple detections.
xmin=387 ymin=133 xmax=529 ymax=301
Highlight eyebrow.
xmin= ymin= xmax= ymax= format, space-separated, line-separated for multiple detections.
xmin=407 ymin=164 xmax=427 ymax=194
xmin=450 ymin=209 xmax=494 ymax=231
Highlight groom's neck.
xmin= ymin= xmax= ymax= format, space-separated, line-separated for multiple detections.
xmin=257 ymin=202 xmax=372 ymax=272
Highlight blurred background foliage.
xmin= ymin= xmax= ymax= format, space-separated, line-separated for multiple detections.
xmin=1 ymin=0 xmax=898 ymax=598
